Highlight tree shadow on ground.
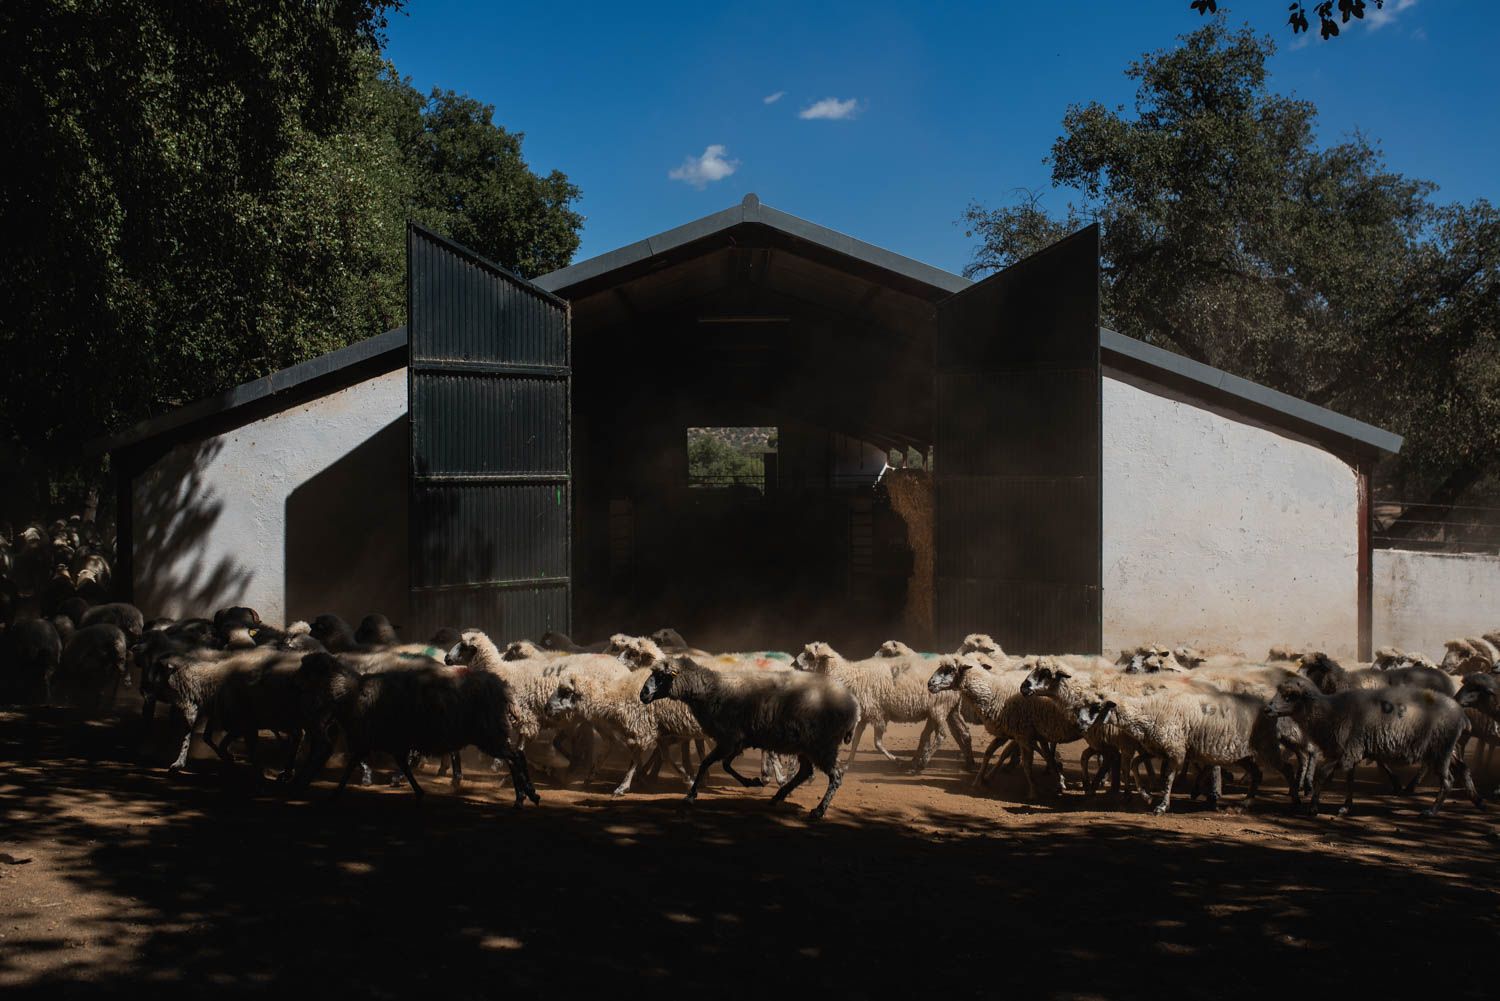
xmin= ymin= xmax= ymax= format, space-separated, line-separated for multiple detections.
xmin=0 ymin=708 xmax=1496 ymax=1000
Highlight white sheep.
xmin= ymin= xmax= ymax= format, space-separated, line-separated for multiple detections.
xmin=1072 ymin=679 xmax=1284 ymax=814
xmin=926 ymin=655 xmax=1081 ymax=800
xmin=446 ymin=630 xmax=628 ymax=781
xmin=1440 ymin=636 xmax=1498 ymax=676
xmin=546 ymin=666 xmax=707 ymax=796
xmin=796 ymin=641 xmax=973 ymax=772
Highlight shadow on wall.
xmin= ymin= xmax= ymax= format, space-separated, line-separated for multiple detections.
xmin=285 ymin=417 xmax=408 ymax=627
xmin=132 ymin=438 xmax=255 ymax=619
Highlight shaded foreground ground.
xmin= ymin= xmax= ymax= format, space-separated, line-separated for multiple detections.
xmin=2 ymin=705 xmax=1497 ymax=999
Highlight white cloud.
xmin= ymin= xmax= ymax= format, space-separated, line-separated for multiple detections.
xmin=763 ymin=90 xmax=785 ymax=104
xmin=1367 ymin=0 xmax=1417 ymax=31
xmin=668 ymin=144 xmax=739 ymax=189
xmin=798 ymin=97 xmax=860 ymax=121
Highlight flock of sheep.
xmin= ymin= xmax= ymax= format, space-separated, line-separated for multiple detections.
xmin=6 ymin=523 xmax=1500 ymax=822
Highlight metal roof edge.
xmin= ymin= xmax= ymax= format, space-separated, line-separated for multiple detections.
xmin=534 ymin=193 xmax=971 ymax=295
xmin=92 ymin=326 xmax=408 ymax=454
xmin=1100 ymin=327 xmax=1403 ymax=456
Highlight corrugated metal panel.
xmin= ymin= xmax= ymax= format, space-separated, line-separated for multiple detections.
xmin=410 ymin=374 xmax=568 ymax=475
xmin=408 ymin=225 xmax=572 ymax=641
xmin=933 ymin=226 xmax=1101 ymax=653
xmin=410 ymin=483 xmax=569 ymax=588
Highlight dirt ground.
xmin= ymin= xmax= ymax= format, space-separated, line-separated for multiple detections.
xmin=2 ymin=705 xmax=1497 ymax=1000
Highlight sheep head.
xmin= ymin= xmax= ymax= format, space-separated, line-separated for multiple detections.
xmin=1456 ymin=674 xmax=1500 ymax=719
xmin=448 ymin=630 xmax=498 ymax=668
xmin=958 ymin=633 xmax=1003 ymax=658
xmin=501 ymin=639 xmax=544 ymax=661
xmin=1076 ymin=699 xmax=1116 ymax=730
xmin=640 ymin=658 xmax=693 ymax=704
xmin=650 ymin=627 xmax=689 ymax=652
xmin=1297 ymin=652 xmax=1344 ymax=693
xmin=927 ymin=655 xmax=978 ymax=694
xmin=1020 ymin=658 xmax=1071 ymax=697
xmin=1442 ymin=638 xmax=1496 ymax=676
xmin=876 ymin=640 xmax=916 ymax=658
xmin=609 ymin=634 xmax=666 ymax=669
xmin=794 ymin=641 xmax=841 ymax=674
xmin=309 ymin=613 xmax=352 ymax=649
xmin=1266 ymin=676 xmax=1322 ymax=718
xmin=547 ymin=678 xmax=583 ymax=717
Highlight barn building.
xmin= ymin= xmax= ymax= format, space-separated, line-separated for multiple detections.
xmin=101 ymin=195 xmax=1401 ymax=659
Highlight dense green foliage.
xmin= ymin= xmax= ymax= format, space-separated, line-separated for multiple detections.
xmin=687 ymin=433 xmax=767 ymax=488
xmin=964 ymin=20 xmax=1499 ymax=528
xmin=0 ymin=1 xmax=582 ymax=506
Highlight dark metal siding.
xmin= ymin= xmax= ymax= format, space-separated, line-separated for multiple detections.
xmin=407 ymin=225 xmax=572 ymax=642
xmin=933 ymin=225 xmax=1102 ymax=653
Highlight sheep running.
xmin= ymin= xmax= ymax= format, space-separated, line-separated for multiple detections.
xmin=639 ymin=656 xmax=857 ymax=820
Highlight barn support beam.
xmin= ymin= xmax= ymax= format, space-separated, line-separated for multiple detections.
xmin=1357 ymin=459 xmax=1372 ymax=661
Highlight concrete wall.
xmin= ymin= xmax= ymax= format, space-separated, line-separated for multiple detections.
xmin=1102 ymin=369 xmax=1360 ymax=659
xmin=132 ymin=368 xmax=408 ymax=625
xmin=1373 ymin=549 xmax=1500 ymax=659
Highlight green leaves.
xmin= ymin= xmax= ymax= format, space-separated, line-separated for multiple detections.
xmin=966 ymin=19 xmax=1499 ymax=521
xmin=0 ymin=2 xmax=583 ymax=503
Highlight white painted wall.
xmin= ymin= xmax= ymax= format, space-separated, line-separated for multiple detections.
xmin=1373 ymin=549 xmax=1500 ymax=659
xmin=1102 ymin=370 xmax=1360 ymax=659
xmin=132 ymin=368 xmax=408 ymax=625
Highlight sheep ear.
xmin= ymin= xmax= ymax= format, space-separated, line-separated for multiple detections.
xmin=1055 ymin=667 xmax=1071 ymax=679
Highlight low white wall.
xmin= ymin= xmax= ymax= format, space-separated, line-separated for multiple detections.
xmin=1102 ymin=370 xmax=1360 ymax=659
xmin=1373 ymin=549 xmax=1500 ymax=659
xmin=132 ymin=368 xmax=408 ymax=626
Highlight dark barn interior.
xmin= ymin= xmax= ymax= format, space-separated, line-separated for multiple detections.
xmin=556 ymin=214 xmax=949 ymax=653
xmin=407 ymin=197 xmax=1102 ymax=654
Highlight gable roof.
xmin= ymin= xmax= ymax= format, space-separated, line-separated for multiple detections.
xmin=96 ymin=195 xmax=1402 ymax=460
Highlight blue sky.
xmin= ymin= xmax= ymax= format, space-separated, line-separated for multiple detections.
xmin=383 ymin=0 xmax=1498 ymax=276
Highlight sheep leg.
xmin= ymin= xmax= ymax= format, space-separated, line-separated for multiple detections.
xmin=1035 ymin=740 xmax=1067 ymax=794
xmin=1378 ymin=762 xmax=1413 ymax=795
xmin=1152 ymin=758 xmax=1181 ymax=815
xmin=388 ymin=752 xmax=425 ymax=800
xmin=449 ymin=753 xmax=463 ymax=790
xmin=613 ymin=748 xmax=645 ymax=797
xmin=1337 ymin=766 xmax=1358 ymax=817
xmin=687 ymin=744 xmax=733 ymax=802
xmin=946 ymin=707 xmax=976 ymax=771
xmin=484 ymin=743 xmax=539 ymax=807
xmin=722 ymin=755 xmax=766 ymax=788
xmin=808 ymin=759 xmax=845 ymax=821
xmin=871 ymin=723 xmax=898 ymax=762
xmin=168 ymin=705 xmax=200 ymax=772
xmin=660 ymin=740 xmax=694 ymax=783
xmin=277 ymin=730 xmax=303 ymax=783
xmin=843 ymin=720 xmax=868 ymax=769
xmin=642 ymin=747 xmax=665 ymax=780
xmin=327 ymin=755 xmax=365 ymax=802
xmin=1239 ymin=757 xmax=1262 ymax=810
xmin=908 ymin=719 xmax=943 ymax=773
xmin=770 ymin=755 xmax=814 ymax=804
xmin=973 ymin=736 xmax=1006 ymax=787
xmin=1020 ymin=741 xmax=1040 ymax=801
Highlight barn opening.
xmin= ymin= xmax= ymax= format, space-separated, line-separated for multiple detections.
xmin=552 ymin=219 xmax=947 ymax=653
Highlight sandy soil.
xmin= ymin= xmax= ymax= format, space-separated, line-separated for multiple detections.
xmin=1 ymin=705 xmax=1496 ymax=999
